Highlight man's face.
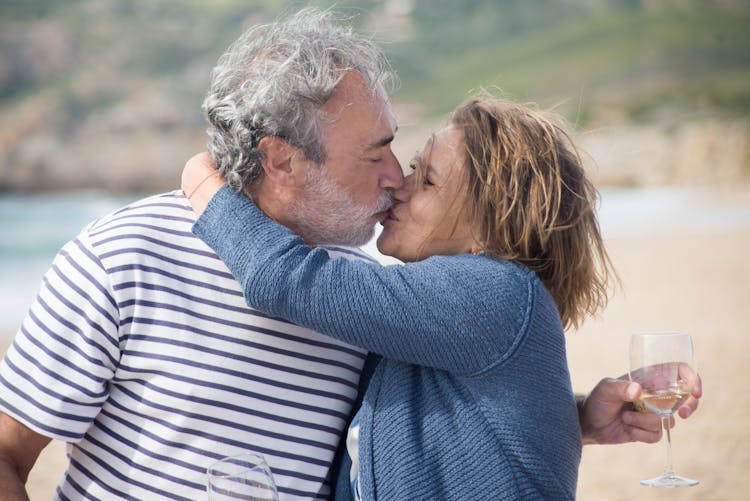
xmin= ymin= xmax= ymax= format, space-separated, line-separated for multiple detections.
xmin=288 ymin=72 xmax=403 ymax=246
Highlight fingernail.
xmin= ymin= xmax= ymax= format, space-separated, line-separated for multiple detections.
xmin=626 ymin=382 xmax=639 ymax=400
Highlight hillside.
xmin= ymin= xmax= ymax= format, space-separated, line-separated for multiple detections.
xmin=1 ymin=0 xmax=748 ymax=193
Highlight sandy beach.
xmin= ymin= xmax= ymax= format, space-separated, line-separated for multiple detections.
xmin=569 ymin=226 xmax=750 ymax=501
xmin=3 ymin=197 xmax=749 ymax=500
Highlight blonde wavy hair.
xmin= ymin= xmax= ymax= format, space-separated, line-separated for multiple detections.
xmin=451 ymin=98 xmax=615 ymax=330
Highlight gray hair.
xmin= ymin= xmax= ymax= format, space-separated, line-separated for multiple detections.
xmin=202 ymin=7 xmax=396 ymax=190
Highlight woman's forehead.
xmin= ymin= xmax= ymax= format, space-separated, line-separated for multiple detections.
xmin=426 ymin=128 xmax=464 ymax=169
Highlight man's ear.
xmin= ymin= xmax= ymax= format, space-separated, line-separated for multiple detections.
xmin=258 ymin=136 xmax=309 ymax=187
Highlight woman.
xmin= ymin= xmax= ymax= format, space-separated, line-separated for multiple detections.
xmin=184 ymin=98 xmax=613 ymax=499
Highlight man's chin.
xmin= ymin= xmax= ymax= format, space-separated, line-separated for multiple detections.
xmin=348 ymin=227 xmax=376 ymax=248
xmin=316 ymin=225 xmax=375 ymax=248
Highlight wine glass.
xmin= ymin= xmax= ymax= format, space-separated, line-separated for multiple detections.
xmin=629 ymin=331 xmax=699 ymax=488
xmin=207 ymin=453 xmax=279 ymax=500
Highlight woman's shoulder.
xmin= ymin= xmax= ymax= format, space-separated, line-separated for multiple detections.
xmin=413 ymin=254 xmax=559 ymax=373
xmin=422 ymin=253 xmax=537 ymax=285
xmin=413 ymin=253 xmax=542 ymax=315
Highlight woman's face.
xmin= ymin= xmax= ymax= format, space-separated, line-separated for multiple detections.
xmin=377 ymin=126 xmax=478 ymax=262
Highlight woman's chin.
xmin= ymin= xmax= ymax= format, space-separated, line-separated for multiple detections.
xmin=376 ymin=233 xmax=399 ymax=260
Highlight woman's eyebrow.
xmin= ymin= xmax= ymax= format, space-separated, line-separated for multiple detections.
xmin=414 ymin=157 xmax=439 ymax=181
xmin=425 ymin=164 xmax=440 ymax=180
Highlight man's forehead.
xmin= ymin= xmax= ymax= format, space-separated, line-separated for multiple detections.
xmin=326 ymin=71 xmax=392 ymax=110
xmin=323 ymin=75 xmax=397 ymax=135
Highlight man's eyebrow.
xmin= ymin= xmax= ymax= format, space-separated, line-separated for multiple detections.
xmin=365 ymin=126 xmax=398 ymax=150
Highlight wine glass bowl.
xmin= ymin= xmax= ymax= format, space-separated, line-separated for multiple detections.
xmin=630 ymin=362 xmax=697 ymax=415
xmin=629 ymin=331 xmax=699 ymax=488
xmin=207 ymin=453 xmax=279 ymax=500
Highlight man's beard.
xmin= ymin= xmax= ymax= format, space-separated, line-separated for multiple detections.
xmin=288 ymin=168 xmax=393 ymax=247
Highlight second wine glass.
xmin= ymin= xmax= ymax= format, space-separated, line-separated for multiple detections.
xmin=629 ymin=331 xmax=699 ymax=488
xmin=207 ymin=452 xmax=279 ymax=500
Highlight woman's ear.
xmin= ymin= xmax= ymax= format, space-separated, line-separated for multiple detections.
xmin=258 ymin=136 xmax=309 ymax=187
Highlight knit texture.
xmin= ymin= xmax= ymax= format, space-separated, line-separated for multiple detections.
xmin=194 ymin=186 xmax=582 ymax=500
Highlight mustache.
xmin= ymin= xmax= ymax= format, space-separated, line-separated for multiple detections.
xmin=373 ymin=190 xmax=395 ymax=213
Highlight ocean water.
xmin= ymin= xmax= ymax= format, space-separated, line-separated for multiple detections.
xmin=0 ymin=192 xmax=138 ymax=336
xmin=1 ymin=187 xmax=749 ymax=336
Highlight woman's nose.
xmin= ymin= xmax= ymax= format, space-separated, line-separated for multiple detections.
xmin=393 ymin=173 xmax=415 ymax=203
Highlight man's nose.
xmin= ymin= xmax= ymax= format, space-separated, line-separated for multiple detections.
xmin=379 ymin=150 xmax=404 ymax=191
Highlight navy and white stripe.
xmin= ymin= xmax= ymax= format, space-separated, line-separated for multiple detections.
xmin=0 ymin=191 xmax=367 ymax=500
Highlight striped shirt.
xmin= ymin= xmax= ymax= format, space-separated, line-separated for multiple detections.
xmin=0 ymin=191 xmax=370 ymax=500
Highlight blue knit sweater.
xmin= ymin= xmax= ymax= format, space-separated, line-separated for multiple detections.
xmin=194 ymin=186 xmax=582 ymax=500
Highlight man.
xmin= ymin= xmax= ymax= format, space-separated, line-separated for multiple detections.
xmin=0 ymin=9 xmax=399 ymax=500
xmin=0 ymin=8 xmax=698 ymax=500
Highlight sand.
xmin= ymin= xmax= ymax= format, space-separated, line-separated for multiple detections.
xmin=4 ymin=221 xmax=749 ymax=500
xmin=569 ymin=227 xmax=750 ymax=501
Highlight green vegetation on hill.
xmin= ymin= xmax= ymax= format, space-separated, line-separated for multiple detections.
xmin=387 ymin=2 xmax=750 ymax=123
xmin=2 ymin=0 xmax=748 ymax=124
xmin=1 ymin=0 xmax=748 ymax=193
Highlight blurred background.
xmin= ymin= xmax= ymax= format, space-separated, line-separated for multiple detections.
xmin=1 ymin=0 xmax=749 ymax=499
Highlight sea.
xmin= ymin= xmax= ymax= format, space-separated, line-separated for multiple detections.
xmin=1 ymin=187 xmax=749 ymax=337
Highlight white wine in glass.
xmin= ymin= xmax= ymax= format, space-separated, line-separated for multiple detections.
xmin=629 ymin=331 xmax=699 ymax=488
xmin=207 ymin=453 xmax=279 ymax=500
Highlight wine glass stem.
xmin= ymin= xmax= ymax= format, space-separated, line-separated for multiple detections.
xmin=661 ymin=414 xmax=675 ymax=476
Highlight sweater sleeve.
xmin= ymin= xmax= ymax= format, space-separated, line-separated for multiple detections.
xmin=193 ymin=185 xmax=535 ymax=375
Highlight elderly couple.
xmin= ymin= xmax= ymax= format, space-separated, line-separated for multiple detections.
xmin=0 ymin=8 xmax=699 ymax=500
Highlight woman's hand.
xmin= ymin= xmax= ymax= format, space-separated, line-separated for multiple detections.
xmin=181 ymin=152 xmax=226 ymax=217
xmin=579 ymin=374 xmax=702 ymax=445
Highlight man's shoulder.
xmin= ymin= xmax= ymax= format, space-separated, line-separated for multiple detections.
xmin=67 ymin=190 xmax=200 ymax=264
xmin=85 ymin=190 xmax=193 ymax=233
